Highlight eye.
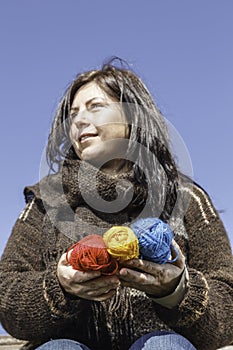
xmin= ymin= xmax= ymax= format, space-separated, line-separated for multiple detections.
xmin=70 ymin=111 xmax=79 ymax=120
xmin=90 ymin=102 xmax=104 ymax=110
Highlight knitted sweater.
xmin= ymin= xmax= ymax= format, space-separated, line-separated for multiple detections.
xmin=0 ymin=160 xmax=232 ymax=350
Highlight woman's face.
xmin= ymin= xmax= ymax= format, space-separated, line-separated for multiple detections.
xmin=69 ymin=82 xmax=129 ymax=172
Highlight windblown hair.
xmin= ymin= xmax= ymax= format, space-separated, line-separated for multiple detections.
xmin=46 ymin=57 xmax=180 ymax=221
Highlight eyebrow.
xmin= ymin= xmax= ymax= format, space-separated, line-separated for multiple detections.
xmin=70 ymin=97 xmax=105 ymax=111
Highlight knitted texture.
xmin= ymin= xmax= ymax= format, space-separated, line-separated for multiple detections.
xmin=67 ymin=218 xmax=176 ymax=271
xmin=103 ymin=226 xmax=139 ymax=263
xmin=66 ymin=234 xmax=118 ymax=275
xmin=131 ymin=217 xmax=178 ymax=264
xmin=0 ymin=160 xmax=232 ymax=350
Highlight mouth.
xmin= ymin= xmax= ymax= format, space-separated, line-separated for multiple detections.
xmin=78 ymin=133 xmax=98 ymax=143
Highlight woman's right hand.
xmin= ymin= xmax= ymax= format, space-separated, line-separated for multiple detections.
xmin=57 ymin=252 xmax=120 ymax=301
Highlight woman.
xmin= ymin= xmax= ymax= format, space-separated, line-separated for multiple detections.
xmin=0 ymin=58 xmax=232 ymax=350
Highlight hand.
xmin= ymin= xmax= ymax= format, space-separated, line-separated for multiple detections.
xmin=118 ymin=240 xmax=185 ymax=298
xmin=57 ymin=252 xmax=120 ymax=301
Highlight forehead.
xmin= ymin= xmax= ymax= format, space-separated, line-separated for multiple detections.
xmin=72 ymin=82 xmax=111 ymax=106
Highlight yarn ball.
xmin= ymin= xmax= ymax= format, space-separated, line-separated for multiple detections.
xmin=66 ymin=234 xmax=118 ymax=275
xmin=131 ymin=218 xmax=178 ymax=264
xmin=103 ymin=226 xmax=139 ymax=263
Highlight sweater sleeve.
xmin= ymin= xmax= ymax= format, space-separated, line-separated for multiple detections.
xmin=152 ymin=183 xmax=233 ymax=350
xmin=0 ymin=195 xmax=85 ymax=342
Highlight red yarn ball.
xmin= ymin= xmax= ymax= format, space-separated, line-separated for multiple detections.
xmin=66 ymin=234 xmax=118 ymax=275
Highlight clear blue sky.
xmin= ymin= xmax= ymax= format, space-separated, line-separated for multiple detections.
xmin=0 ymin=0 xmax=233 ymax=335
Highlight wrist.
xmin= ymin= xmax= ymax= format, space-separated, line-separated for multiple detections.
xmin=147 ymin=266 xmax=189 ymax=308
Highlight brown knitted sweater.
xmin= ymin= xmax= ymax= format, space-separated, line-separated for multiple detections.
xmin=0 ymin=160 xmax=232 ymax=350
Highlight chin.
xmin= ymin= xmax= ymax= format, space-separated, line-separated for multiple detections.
xmin=80 ymin=148 xmax=107 ymax=166
xmin=79 ymin=152 xmax=99 ymax=165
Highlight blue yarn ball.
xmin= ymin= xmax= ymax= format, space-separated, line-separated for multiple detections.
xmin=131 ymin=218 xmax=178 ymax=264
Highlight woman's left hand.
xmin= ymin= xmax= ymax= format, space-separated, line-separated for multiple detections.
xmin=118 ymin=240 xmax=185 ymax=298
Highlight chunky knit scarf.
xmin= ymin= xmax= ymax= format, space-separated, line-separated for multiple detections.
xmin=32 ymin=159 xmax=149 ymax=239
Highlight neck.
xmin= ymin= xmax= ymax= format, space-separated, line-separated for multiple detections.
xmin=99 ymin=159 xmax=130 ymax=175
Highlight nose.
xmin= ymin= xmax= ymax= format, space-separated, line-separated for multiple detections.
xmin=72 ymin=110 xmax=91 ymax=129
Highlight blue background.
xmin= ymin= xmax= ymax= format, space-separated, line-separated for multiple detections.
xmin=0 ymin=0 xmax=232 ymax=335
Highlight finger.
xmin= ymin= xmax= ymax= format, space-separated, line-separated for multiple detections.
xmin=70 ymin=277 xmax=119 ymax=299
xmin=58 ymin=256 xmax=102 ymax=285
xmin=119 ymin=267 xmax=155 ymax=284
xmin=81 ymin=275 xmax=120 ymax=289
xmin=70 ymin=275 xmax=120 ymax=296
xmin=86 ymin=285 xmax=118 ymax=298
xmin=68 ymin=283 xmax=117 ymax=300
xmin=59 ymin=252 xmax=71 ymax=266
xmin=122 ymin=258 xmax=164 ymax=275
xmin=120 ymin=279 xmax=148 ymax=291
xmin=119 ymin=268 xmax=161 ymax=295
xmin=171 ymin=240 xmax=185 ymax=269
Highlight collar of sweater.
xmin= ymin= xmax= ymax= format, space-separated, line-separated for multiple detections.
xmin=25 ymin=159 xmax=148 ymax=217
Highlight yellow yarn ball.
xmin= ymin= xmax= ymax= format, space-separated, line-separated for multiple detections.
xmin=103 ymin=226 xmax=139 ymax=263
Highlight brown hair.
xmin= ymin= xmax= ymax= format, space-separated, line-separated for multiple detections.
xmin=46 ymin=57 xmax=179 ymax=220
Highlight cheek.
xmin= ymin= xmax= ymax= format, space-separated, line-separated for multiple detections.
xmin=125 ymin=124 xmax=130 ymax=138
xmin=99 ymin=124 xmax=129 ymax=140
xmin=69 ymin=125 xmax=75 ymax=141
xmin=73 ymin=142 xmax=81 ymax=158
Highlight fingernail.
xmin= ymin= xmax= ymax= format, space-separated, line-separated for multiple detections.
xmin=120 ymin=269 xmax=128 ymax=276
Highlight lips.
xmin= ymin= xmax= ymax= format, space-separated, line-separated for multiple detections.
xmin=78 ymin=133 xmax=98 ymax=143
